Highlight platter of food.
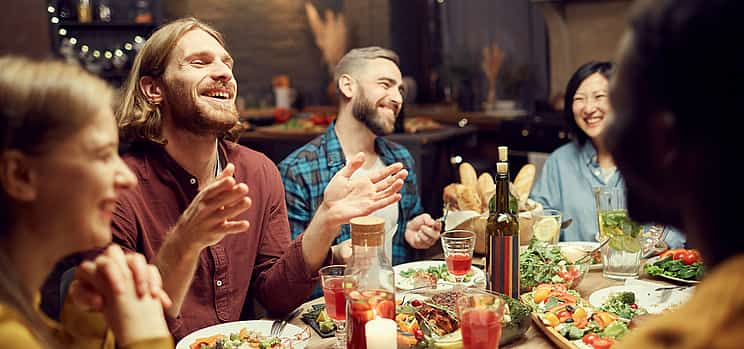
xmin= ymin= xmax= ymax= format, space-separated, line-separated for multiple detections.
xmin=396 ymin=286 xmax=530 ymax=348
xmin=394 ymin=260 xmax=485 ymax=290
xmin=522 ymin=284 xmax=649 ymax=349
xmin=643 ymin=249 xmax=704 ymax=284
xmin=176 ymin=320 xmax=310 ymax=349
xmin=589 ymin=285 xmax=692 ymax=315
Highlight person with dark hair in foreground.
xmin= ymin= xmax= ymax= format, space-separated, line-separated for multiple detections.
xmin=607 ymin=0 xmax=741 ymax=347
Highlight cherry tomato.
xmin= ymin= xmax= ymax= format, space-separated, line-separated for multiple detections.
xmin=410 ymin=299 xmax=423 ymax=307
xmin=673 ymin=250 xmax=689 ymax=261
xmin=681 ymin=252 xmax=697 ymax=265
xmin=414 ymin=329 xmax=424 ymax=339
xmin=582 ymin=333 xmax=599 ymax=345
xmin=592 ymin=338 xmax=613 ymax=349
xmin=557 ymin=271 xmax=573 ymax=281
xmin=689 ymin=249 xmax=701 ymax=259
xmin=557 ymin=310 xmax=572 ymax=322
xmin=630 ymin=303 xmax=638 ymax=309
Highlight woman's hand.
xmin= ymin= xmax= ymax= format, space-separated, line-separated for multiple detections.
xmin=70 ymin=245 xmax=170 ymax=345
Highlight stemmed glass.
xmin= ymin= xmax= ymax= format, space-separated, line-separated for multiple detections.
xmin=441 ymin=229 xmax=476 ymax=290
xmin=319 ymin=265 xmax=347 ymax=349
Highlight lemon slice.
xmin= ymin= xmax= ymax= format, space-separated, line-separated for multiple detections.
xmin=622 ymin=236 xmax=642 ymax=253
xmin=533 ymin=217 xmax=559 ymax=242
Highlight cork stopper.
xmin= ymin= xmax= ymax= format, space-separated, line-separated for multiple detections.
xmin=498 ymin=146 xmax=508 ymax=162
xmin=496 ymin=162 xmax=509 ymax=175
xmin=350 ymin=216 xmax=385 ymax=246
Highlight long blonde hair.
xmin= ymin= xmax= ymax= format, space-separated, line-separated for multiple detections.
xmin=0 ymin=55 xmax=114 ymax=348
xmin=117 ymin=17 xmax=232 ymax=144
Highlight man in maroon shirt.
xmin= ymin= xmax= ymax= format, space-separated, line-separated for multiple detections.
xmin=112 ymin=18 xmax=408 ymax=339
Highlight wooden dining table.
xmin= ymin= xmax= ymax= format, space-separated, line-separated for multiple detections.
xmin=287 ymin=266 xmax=680 ymax=349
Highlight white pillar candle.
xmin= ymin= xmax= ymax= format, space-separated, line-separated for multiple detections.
xmin=365 ymin=318 xmax=397 ymax=349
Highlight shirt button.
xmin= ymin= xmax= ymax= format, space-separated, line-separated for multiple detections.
xmin=216 ymin=280 xmax=223 ymax=287
xmin=189 ymin=178 xmax=197 ymax=185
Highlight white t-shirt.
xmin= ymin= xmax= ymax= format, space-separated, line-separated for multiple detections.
xmin=349 ymin=156 xmax=400 ymax=262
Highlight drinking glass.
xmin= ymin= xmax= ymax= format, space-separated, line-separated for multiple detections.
xmin=440 ymin=230 xmax=476 ymax=290
xmin=457 ymin=291 xmax=505 ymax=349
xmin=594 ymin=187 xmax=643 ymax=280
xmin=319 ymin=265 xmax=347 ymax=348
xmin=532 ymin=209 xmax=562 ymax=244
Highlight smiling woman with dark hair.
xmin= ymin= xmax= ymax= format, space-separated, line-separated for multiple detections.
xmin=530 ymin=61 xmax=685 ymax=247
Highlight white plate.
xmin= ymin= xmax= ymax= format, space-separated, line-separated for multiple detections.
xmin=644 ymin=256 xmax=702 ymax=284
xmin=556 ymin=241 xmax=602 ymax=270
xmin=394 ymin=260 xmax=486 ymax=290
xmin=176 ymin=320 xmax=308 ymax=349
xmin=588 ymin=284 xmax=692 ymax=314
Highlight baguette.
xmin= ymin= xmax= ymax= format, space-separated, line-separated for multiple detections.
xmin=477 ymin=173 xmax=495 ymax=212
xmin=459 ymin=162 xmax=478 ymax=191
xmin=514 ymin=164 xmax=536 ymax=199
xmin=442 ymin=183 xmax=482 ymax=211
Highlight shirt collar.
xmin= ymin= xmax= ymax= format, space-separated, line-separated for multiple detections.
xmin=579 ymin=141 xmax=599 ymax=167
xmin=324 ymin=121 xmax=397 ymax=169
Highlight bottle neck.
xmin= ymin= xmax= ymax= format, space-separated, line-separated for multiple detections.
xmin=494 ymin=172 xmax=510 ymax=212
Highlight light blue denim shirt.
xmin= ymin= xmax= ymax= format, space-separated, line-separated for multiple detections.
xmin=530 ymin=141 xmax=686 ymax=248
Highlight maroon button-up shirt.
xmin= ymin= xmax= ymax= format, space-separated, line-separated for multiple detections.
xmin=112 ymin=141 xmax=320 ymax=339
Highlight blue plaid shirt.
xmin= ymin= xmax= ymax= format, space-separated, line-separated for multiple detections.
xmin=278 ymin=122 xmax=424 ymax=267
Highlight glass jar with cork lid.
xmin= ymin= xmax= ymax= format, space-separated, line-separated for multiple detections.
xmin=343 ymin=216 xmax=395 ymax=349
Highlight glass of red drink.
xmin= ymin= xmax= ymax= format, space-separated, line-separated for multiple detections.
xmin=457 ymin=292 xmax=505 ymax=349
xmin=441 ymin=229 xmax=476 ymax=289
xmin=319 ymin=265 xmax=348 ymax=348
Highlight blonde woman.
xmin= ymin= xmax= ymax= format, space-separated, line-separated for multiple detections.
xmin=0 ymin=56 xmax=172 ymax=348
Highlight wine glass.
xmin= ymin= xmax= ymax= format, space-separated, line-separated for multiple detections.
xmin=441 ymin=229 xmax=476 ymax=290
xmin=319 ymin=265 xmax=347 ymax=349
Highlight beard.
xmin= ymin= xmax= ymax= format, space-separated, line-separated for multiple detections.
xmin=351 ymin=87 xmax=395 ymax=136
xmin=164 ymin=80 xmax=238 ymax=137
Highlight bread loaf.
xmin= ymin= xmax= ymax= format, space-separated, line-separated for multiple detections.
xmin=459 ymin=162 xmax=478 ymax=191
xmin=477 ymin=173 xmax=495 ymax=213
xmin=442 ymin=183 xmax=481 ymax=211
xmin=513 ymin=164 xmax=536 ymax=199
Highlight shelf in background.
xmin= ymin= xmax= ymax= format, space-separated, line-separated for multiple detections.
xmin=58 ymin=21 xmax=157 ymax=29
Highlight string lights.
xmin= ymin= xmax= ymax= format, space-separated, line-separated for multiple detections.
xmin=46 ymin=2 xmax=150 ymax=77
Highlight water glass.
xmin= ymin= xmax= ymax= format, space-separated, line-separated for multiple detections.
xmin=319 ymin=265 xmax=347 ymax=348
xmin=532 ymin=209 xmax=562 ymax=244
xmin=440 ymin=230 xmax=476 ymax=289
xmin=594 ymin=187 xmax=643 ymax=280
xmin=457 ymin=292 xmax=505 ymax=349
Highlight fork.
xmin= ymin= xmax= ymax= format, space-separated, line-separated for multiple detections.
xmin=270 ymin=306 xmax=304 ymax=338
xmin=574 ymin=238 xmax=610 ymax=264
xmin=439 ymin=206 xmax=450 ymax=232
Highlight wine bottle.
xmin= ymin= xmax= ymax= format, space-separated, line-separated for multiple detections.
xmin=486 ymin=162 xmax=520 ymax=299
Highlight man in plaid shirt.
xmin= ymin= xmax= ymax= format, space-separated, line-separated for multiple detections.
xmin=279 ymin=47 xmax=441 ymax=278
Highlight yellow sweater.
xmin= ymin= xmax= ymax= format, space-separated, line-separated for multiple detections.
xmin=616 ymin=254 xmax=744 ymax=349
xmin=0 ymin=296 xmax=172 ymax=349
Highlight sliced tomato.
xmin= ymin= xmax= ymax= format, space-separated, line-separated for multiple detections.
xmin=592 ymin=338 xmax=613 ymax=349
xmin=582 ymin=333 xmax=599 ymax=345
xmin=557 ymin=310 xmax=572 ymax=323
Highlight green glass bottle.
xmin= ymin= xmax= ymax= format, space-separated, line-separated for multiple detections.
xmin=486 ymin=162 xmax=520 ymax=299
xmin=491 ymin=146 xmax=519 ymax=215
